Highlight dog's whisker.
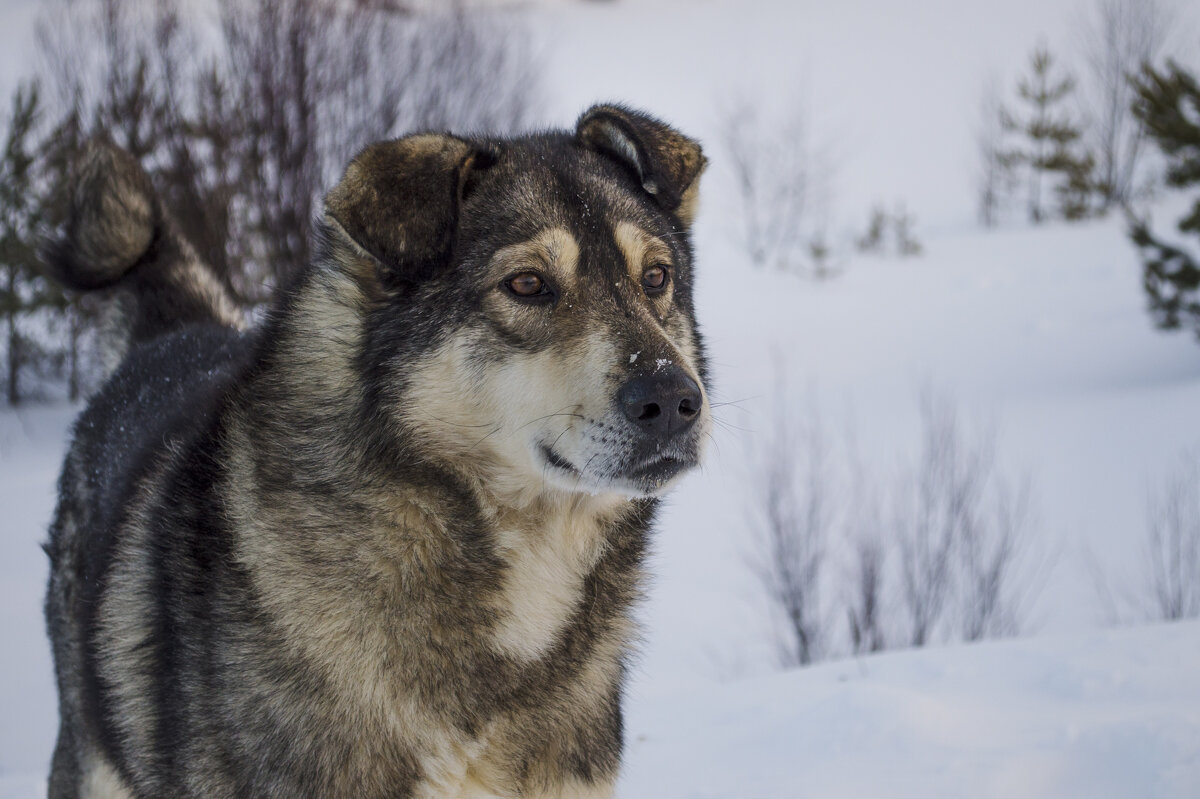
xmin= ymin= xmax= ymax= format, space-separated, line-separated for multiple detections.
xmin=709 ymin=396 xmax=756 ymax=409
xmin=711 ymin=416 xmax=754 ymax=434
xmin=468 ymin=424 xmax=504 ymax=451
xmin=548 ymin=427 xmax=571 ymax=452
xmin=704 ymin=429 xmax=725 ymax=460
xmin=515 ymin=406 xmax=585 ymax=432
xmin=420 ymin=413 xmax=497 ymax=430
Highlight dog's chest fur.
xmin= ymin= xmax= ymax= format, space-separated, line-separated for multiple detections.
xmin=488 ymin=497 xmax=618 ymax=662
xmin=218 ymin=415 xmax=644 ymax=796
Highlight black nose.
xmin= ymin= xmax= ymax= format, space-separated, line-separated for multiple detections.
xmin=618 ymin=366 xmax=703 ymax=438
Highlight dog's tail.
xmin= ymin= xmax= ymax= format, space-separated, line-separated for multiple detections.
xmin=42 ymin=138 xmax=243 ymax=371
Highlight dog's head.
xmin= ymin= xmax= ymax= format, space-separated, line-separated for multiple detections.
xmin=323 ymin=105 xmax=709 ymax=501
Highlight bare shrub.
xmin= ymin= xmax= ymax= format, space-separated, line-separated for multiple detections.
xmin=1143 ymin=452 xmax=1200 ymax=620
xmin=975 ymin=74 xmax=1019 ymax=227
xmin=892 ymin=392 xmax=1041 ymax=646
xmin=380 ymin=8 xmax=542 ymax=139
xmin=35 ymin=0 xmax=544 ymax=302
xmin=957 ymin=476 xmax=1036 ymax=640
xmin=747 ymin=386 xmax=1042 ymax=668
xmin=747 ymin=393 xmax=836 ymax=667
xmin=718 ymin=96 xmax=836 ymax=278
xmin=218 ymin=0 xmax=542 ymax=295
xmin=1077 ymin=0 xmax=1174 ymax=211
xmin=1088 ymin=452 xmax=1200 ymax=624
xmin=844 ymin=484 xmax=888 ymax=655
xmin=893 ymin=393 xmax=983 ymax=646
xmin=22 ymin=0 xmax=542 ymax=401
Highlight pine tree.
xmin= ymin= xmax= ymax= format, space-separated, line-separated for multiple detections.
xmin=0 ymin=83 xmax=65 ymax=405
xmin=1002 ymin=45 xmax=1095 ymax=223
xmin=1056 ymin=150 xmax=1098 ymax=221
xmin=856 ymin=204 xmax=887 ymax=253
xmin=1129 ymin=60 xmax=1200 ymax=338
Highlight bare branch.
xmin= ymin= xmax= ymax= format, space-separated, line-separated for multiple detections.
xmin=717 ymin=96 xmax=837 ymax=277
xmin=1077 ymin=0 xmax=1175 ymax=210
xmin=1143 ymin=452 xmax=1200 ymax=620
xmin=746 ymin=382 xmax=836 ymax=667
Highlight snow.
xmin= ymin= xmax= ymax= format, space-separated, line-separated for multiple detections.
xmin=620 ymin=621 xmax=1200 ymax=798
xmin=0 ymin=406 xmax=73 ymax=792
xmin=645 ymin=204 xmax=1200 ymax=669
xmin=4 ymin=0 xmax=1200 ymax=796
xmin=535 ymin=0 xmax=1167 ymax=237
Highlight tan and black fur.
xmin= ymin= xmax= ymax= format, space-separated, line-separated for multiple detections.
xmin=43 ymin=105 xmax=709 ymax=798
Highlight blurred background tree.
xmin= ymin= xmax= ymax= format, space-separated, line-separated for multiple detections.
xmin=34 ymin=0 xmax=543 ymax=304
xmin=1077 ymin=0 xmax=1174 ymax=212
xmin=1129 ymin=59 xmax=1200 ymax=339
xmin=0 ymin=84 xmax=67 ymax=406
xmin=1000 ymin=44 xmax=1095 ymax=224
xmin=0 ymin=0 xmax=545 ymax=404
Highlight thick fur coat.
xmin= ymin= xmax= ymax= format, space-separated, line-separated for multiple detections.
xmin=43 ymin=105 xmax=708 ymax=798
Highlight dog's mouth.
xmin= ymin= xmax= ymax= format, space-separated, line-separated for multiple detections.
xmin=539 ymin=442 xmax=697 ymax=495
xmin=540 ymin=444 xmax=580 ymax=475
xmin=626 ymin=453 xmax=691 ymax=484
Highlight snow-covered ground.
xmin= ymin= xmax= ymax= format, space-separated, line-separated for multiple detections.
xmin=4 ymin=0 xmax=1200 ymax=795
xmin=620 ymin=621 xmax=1200 ymax=799
xmin=0 ymin=406 xmax=71 ymax=794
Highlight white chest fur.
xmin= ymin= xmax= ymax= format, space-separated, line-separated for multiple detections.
xmin=488 ymin=500 xmax=614 ymax=662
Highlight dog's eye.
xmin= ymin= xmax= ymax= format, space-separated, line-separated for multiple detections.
xmin=642 ymin=264 xmax=669 ymax=294
xmin=503 ymin=271 xmax=553 ymax=301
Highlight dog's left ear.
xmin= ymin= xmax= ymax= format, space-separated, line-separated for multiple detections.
xmin=576 ymin=104 xmax=707 ymax=227
xmin=324 ymin=134 xmax=496 ymax=288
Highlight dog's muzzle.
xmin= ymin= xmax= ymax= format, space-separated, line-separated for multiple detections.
xmin=538 ymin=364 xmax=705 ymax=494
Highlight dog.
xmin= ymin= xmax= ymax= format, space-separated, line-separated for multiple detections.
xmin=42 ymin=104 xmax=709 ymax=798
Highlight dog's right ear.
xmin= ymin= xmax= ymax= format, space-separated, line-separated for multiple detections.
xmin=324 ymin=134 xmax=495 ymax=288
